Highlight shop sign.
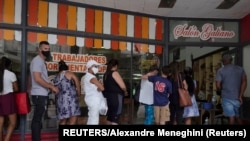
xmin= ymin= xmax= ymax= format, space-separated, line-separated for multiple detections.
xmin=173 ymin=23 xmax=235 ymax=41
xmin=46 ymin=52 xmax=107 ymax=73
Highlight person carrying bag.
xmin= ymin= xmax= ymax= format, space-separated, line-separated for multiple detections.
xmin=177 ymin=73 xmax=192 ymax=107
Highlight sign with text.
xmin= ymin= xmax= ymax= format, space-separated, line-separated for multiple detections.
xmin=173 ymin=23 xmax=235 ymax=41
xmin=46 ymin=52 xmax=107 ymax=73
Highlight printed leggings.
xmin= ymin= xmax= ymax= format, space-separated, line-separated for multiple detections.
xmin=144 ymin=104 xmax=154 ymax=125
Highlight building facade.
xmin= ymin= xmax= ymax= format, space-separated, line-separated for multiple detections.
xmin=0 ymin=0 xmax=250 ymax=140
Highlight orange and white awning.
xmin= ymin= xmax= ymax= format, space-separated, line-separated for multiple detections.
xmin=0 ymin=0 xmax=163 ymax=54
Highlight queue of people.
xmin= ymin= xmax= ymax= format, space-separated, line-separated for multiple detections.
xmin=137 ymin=53 xmax=247 ymax=125
xmin=0 ymin=40 xmax=247 ymax=140
xmin=28 ymin=41 xmax=128 ymax=126
xmin=139 ymin=62 xmax=200 ymax=125
xmin=141 ymin=65 xmax=172 ymax=125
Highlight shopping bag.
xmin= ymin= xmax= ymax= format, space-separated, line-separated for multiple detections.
xmin=99 ymin=94 xmax=108 ymax=115
xmin=14 ymin=92 xmax=31 ymax=114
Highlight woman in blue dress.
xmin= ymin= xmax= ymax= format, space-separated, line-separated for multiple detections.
xmin=53 ymin=60 xmax=81 ymax=125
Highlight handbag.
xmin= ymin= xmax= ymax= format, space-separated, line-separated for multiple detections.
xmin=14 ymin=92 xmax=31 ymax=114
xmin=177 ymin=73 xmax=192 ymax=107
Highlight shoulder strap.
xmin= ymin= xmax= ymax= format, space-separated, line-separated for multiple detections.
xmin=54 ymin=71 xmax=66 ymax=86
xmin=59 ymin=71 xmax=66 ymax=81
xmin=177 ymin=73 xmax=184 ymax=88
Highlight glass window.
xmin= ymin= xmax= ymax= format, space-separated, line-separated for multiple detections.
xmin=0 ymin=1 xmax=22 ymax=24
xmin=27 ymin=1 xmax=164 ymax=41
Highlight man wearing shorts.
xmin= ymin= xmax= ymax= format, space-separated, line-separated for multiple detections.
xmin=141 ymin=65 xmax=172 ymax=125
xmin=216 ymin=54 xmax=247 ymax=125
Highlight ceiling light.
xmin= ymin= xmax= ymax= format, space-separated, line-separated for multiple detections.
xmin=158 ymin=0 xmax=177 ymax=8
xmin=216 ymin=0 xmax=240 ymax=9
xmin=133 ymin=74 xmax=142 ymax=77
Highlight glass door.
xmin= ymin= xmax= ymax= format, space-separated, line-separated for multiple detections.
xmin=222 ymin=47 xmax=241 ymax=65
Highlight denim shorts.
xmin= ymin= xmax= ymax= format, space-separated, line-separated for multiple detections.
xmin=221 ymin=97 xmax=241 ymax=117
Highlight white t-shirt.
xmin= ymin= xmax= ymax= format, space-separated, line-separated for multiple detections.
xmin=30 ymin=55 xmax=49 ymax=96
xmin=83 ymin=72 xmax=102 ymax=97
xmin=1 ymin=69 xmax=17 ymax=95
xmin=139 ymin=79 xmax=154 ymax=105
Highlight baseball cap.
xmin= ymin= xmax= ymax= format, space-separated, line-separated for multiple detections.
xmin=86 ymin=60 xmax=100 ymax=68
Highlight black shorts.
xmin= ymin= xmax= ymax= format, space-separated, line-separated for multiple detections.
xmin=106 ymin=93 xmax=123 ymax=123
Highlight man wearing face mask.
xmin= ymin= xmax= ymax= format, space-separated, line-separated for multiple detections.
xmin=29 ymin=41 xmax=59 ymax=141
xmin=83 ymin=60 xmax=105 ymax=125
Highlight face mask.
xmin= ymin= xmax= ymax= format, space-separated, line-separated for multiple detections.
xmin=42 ymin=51 xmax=51 ymax=58
xmin=92 ymin=67 xmax=99 ymax=74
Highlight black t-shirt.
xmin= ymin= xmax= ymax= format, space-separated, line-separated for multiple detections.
xmin=103 ymin=71 xmax=123 ymax=94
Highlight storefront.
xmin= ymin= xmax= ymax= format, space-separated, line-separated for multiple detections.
xmin=167 ymin=19 xmax=240 ymax=101
xmin=0 ymin=0 xmax=249 ymax=140
xmin=0 ymin=0 xmax=165 ymax=139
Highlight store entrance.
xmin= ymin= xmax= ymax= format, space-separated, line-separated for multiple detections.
xmin=168 ymin=46 xmax=238 ymax=101
xmin=222 ymin=47 xmax=241 ymax=66
xmin=169 ymin=46 xmax=242 ymax=124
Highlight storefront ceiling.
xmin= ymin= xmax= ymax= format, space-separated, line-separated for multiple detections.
xmin=67 ymin=0 xmax=250 ymax=19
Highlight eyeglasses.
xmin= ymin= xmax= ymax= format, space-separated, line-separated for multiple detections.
xmin=92 ymin=65 xmax=99 ymax=68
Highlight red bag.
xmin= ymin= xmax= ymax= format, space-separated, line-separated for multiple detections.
xmin=14 ymin=92 xmax=31 ymax=114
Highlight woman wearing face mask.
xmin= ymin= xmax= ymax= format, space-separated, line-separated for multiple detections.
xmin=83 ymin=60 xmax=104 ymax=125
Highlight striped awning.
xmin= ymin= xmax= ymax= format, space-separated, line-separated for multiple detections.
xmin=0 ymin=0 xmax=163 ymax=54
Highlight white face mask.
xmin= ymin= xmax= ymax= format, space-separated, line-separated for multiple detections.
xmin=92 ymin=67 xmax=99 ymax=74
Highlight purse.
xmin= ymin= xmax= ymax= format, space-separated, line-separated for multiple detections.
xmin=177 ymin=73 xmax=192 ymax=107
xmin=14 ymin=92 xmax=31 ymax=114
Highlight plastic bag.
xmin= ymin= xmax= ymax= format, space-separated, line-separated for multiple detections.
xmin=14 ymin=92 xmax=31 ymax=114
xmin=99 ymin=95 xmax=108 ymax=115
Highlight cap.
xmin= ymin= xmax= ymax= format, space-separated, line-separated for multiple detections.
xmin=86 ymin=60 xmax=100 ymax=68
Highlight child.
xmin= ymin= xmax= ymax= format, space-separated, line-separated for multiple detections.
xmin=139 ymin=64 xmax=159 ymax=125
xmin=141 ymin=65 xmax=172 ymax=125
